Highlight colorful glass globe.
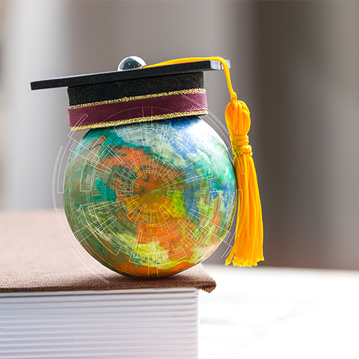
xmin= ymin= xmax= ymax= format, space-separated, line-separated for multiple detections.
xmin=64 ymin=116 xmax=236 ymax=277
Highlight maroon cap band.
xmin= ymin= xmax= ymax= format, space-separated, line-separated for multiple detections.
xmin=68 ymin=89 xmax=208 ymax=131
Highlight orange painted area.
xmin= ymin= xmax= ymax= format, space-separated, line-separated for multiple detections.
xmin=211 ymin=197 xmax=221 ymax=226
xmin=112 ymin=254 xmax=196 ymax=277
xmin=133 ymin=173 xmax=167 ymax=211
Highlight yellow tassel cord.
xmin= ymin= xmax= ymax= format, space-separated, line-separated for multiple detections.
xmin=147 ymin=57 xmax=263 ymax=266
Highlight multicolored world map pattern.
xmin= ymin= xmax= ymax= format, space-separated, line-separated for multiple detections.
xmin=64 ymin=116 xmax=236 ymax=277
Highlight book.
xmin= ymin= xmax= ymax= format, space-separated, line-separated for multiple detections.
xmin=0 ymin=210 xmax=216 ymax=359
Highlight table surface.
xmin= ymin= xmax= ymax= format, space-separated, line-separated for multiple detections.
xmin=199 ymin=264 xmax=359 ymax=359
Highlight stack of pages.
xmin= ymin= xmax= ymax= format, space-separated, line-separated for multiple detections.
xmin=0 ymin=211 xmax=216 ymax=359
xmin=1 ymin=288 xmax=199 ymax=359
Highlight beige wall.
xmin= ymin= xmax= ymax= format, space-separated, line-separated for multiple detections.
xmin=251 ymin=2 xmax=359 ymax=269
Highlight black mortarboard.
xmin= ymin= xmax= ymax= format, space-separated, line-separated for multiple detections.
xmin=31 ymin=59 xmax=228 ymax=106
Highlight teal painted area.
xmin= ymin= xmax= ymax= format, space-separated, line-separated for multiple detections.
xmin=90 ymin=178 xmax=117 ymax=203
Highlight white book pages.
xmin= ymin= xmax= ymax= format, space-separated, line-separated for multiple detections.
xmin=0 ymin=288 xmax=199 ymax=359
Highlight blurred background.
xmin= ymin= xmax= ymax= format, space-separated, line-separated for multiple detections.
xmin=0 ymin=0 xmax=358 ymax=270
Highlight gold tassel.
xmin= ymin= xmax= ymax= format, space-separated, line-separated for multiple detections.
xmin=147 ymin=57 xmax=264 ymax=267
xmin=224 ymin=101 xmax=263 ymax=266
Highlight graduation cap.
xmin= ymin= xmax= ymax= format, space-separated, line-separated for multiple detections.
xmin=32 ymin=57 xmax=228 ymax=131
xmin=31 ymin=56 xmax=263 ymax=268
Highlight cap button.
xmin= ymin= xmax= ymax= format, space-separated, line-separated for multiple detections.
xmin=118 ymin=56 xmax=146 ymax=71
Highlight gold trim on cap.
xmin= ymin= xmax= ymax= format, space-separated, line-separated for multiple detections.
xmin=70 ymin=110 xmax=208 ymax=131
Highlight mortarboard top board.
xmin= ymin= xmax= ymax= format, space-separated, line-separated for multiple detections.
xmin=31 ymin=59 xmax=230 ymax=90
xmin=31 ymin=59 xmax=230 ymax=106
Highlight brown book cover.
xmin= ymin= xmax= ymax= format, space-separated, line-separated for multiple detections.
xmin=0 ymin=210 xmax=216 ymax=293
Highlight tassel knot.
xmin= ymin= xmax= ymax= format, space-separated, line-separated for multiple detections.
xmin=230 ymin=134 xmax=253 ymax=156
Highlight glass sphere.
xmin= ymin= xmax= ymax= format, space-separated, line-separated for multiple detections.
xmin=64 ymin=116 xmax=236 ymax=277
xmin=118 ymin=56 xmax=146 ymax=71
